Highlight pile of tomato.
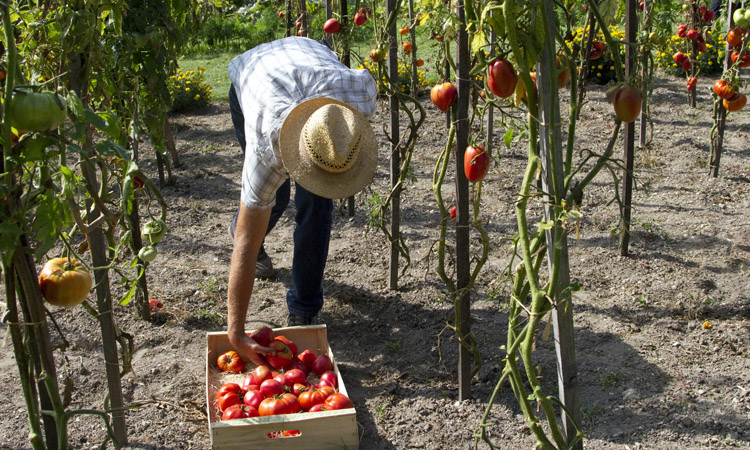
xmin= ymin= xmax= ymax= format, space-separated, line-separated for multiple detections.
xmin=214 ymin=326 xmax=354 ymax=421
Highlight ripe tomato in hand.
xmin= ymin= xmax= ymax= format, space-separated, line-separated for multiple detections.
xmin=250 ymin=326 xmax=273 ymax=347
xmin=323 ymin=393 xmax=354 ymax=410
xmin=486 ymin=59 xmax=517 ymax=99
xmin=312 ymin=354 xmax=333 ymax=375
xmin=273 ymin=335 xmax=297 ymax=356
xmin=464 ymin=146 xmax=490 ymax=183
xmin=38 ymin=257 xmax=92 ymax=307
xmin=267 ymin=341 xmax=293 ymax=369
xmin=217 ymin=350 xmax=245 ymax=373
xmin=613 ymin=85 xmax=642 ymax=123
xmin=430 ymin=82 xmax=457 ymax=112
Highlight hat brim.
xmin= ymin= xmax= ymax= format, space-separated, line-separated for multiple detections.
xmin=279 ymin=97 xmax=378 ymax=199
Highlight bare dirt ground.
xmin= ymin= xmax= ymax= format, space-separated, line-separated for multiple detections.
xmin=1 ymin=73 xmax=749 ymax=450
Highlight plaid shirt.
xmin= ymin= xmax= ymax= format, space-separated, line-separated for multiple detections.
xmin=228 ymin=37 xmax=378 ymax=210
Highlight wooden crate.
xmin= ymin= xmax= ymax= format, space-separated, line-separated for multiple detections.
xmin=206 ymin=325 xmax=358 ymax=449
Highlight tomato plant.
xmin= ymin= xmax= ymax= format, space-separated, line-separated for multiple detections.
xmin=486 ymin=59 xmax=517 ymax=99
xmin=38 ymin=257 xmax=92 ymax=307
xmin=430 ymin=82 xmax=457 ymax=112
xmin=217 ymin=350 xmax=245 ymax=373
xmin=464 ymin=146 xmax=490 ymax=183
xmin=612 ymin=85 xmax=642 ymax=123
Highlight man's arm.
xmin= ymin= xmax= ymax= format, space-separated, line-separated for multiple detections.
xmin=227 ymin=202 xmax=276 ymax=366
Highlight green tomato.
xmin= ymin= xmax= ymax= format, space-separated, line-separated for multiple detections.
xmin=141 ymin=219 xmax=166 ymax=244
xmin=734 ymin=8 xmax=749 ymax=28
xmin=11 ymin=90 xmax=67 ymax=132
xmin=138 ymin=245 xmax=158 ymax=262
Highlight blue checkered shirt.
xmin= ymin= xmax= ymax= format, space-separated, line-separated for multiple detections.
xmin=228 ymin=37 xmax=378 ymax=209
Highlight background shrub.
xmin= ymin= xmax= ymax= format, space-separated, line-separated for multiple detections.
xmin=170 ymin=67 xmax=213 ymax=112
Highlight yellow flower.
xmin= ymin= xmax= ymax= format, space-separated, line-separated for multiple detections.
xmin=708 ymin=61 xmax=713 ymax=65
xmin=610 ymin=66 xmax=614 ymax=70
xmin=185 ymin=87 xmax=191 ymax=92
xmin=597 ymin=64 xmax=603 ymax=69
xmin=175 ymin=85 xmax=180 ymax=89
xmin=661 ymin=52 xmax=666 ymax=57
xmin=194 ymin=94 xmax=200 ymax=100
xmin=596 ymin=72 xmax=602 ymax=77
xmin=702 ymin=320 xmax=712 ymax=329
xmin=216 ymin=80 xmax=222 ymax=84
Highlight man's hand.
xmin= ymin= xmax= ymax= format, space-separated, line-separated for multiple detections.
xmin=229 ymin=332 xmax=277 ymax=367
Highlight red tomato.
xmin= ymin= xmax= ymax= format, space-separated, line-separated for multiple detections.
xmin=613 ymin=85 xmax=642 ymax=123
xmin=309 ymin=404 xmax=327 ymax=412
xmin=323 ymin=393 xmax=354 ymax=410
xmin=713 ymin=79 xmax=736 ymax=100
xmin=681 ymin=59 xmax=691 ymax=71
xmin=354 ymin=12 xmax=367 ymax=26
xmin=267 ymin=341 xmax=293 ymax=369
xmin=416 ymin=59 xmax=424 ymax=67
xmin=686 ymin=29 xmax=700 ymax=40
xmin=240 ymin=374 xmax=259 ymax=392
xmin=312 ymin=354 xmax=333 ymax=375
xmin=222 ymin=404 xmax=255 ymax=420
xmin=284 ymin=368 xmax=306 ymax=385
xmin=278 ymin=11 xmax=284 ymax=18
xmin=259 ymin=393 xmax=300 ymax=416
xmin=638 ymin=1 xmax=644 ymax=10
xmin=686 ymin=77 xmax=697 ymax=91
xmin=430 ymin=82 xmax=457 ymax=112
xmin=723 ymin=93 xmax=747 ymax=112
xmin=464 ymin=146 xmax=490 ymax=183
xmin=292 ymin=382 xmax=308 ymax=396
xmin=449 ymin=206 xmax=457 ymax=219
xmin=727 ymin=28 xmax=745 ymax=47
xmin=730 ymin=50 xmax=750 ymax=68
xmin=592 ymin=40 xmax=605 ymax=51
xmin=323 ymin=18 xmax=341 ymax=34
xmin=273 ymin=335 xmax=297 ymax=356
xmin=217 ymin=392 xmax=242 ymax=412
xmin=290 ymin=359 xmax=310 ymax=376
xmin=250 ymin=326 xmax=273 ymax=346
xmin=216 ymin=383 xmax=244 ymax=401
xmin=673 ymin=52 xmax=687 ymax=64
xmin=260 ymin=379 xmax=284 ymax=398
xmin=486 ymin=59 xmax=517 ymax=99
xmin=148 ymin=298 xmax=162 ymax=312
xmin=703 ymin=9 xmax=715 ymax=21
xmin=298 ymin=389 xmax=329 ymax=411
xmin=588 ymin=49 xmax=602 ymax=60
xmin=243 ymin=390 xmax=264 ymax=410
xmin=319 ymin=371 xmax=338 ymax=389
xmin=217 ymin=350 xmax=245 ymax=373
xmin=317 ymin=385 xmax=336 ymax=398
xmin=38 ymin=257 xmax=92 ymax=307
xmin=253 ymin=365 xmax=273 ymax=383
xmin=403 ymin=41 xmax=412 ymax=53
xmin=399 ymin=26 xmax=409 ymax=35
xmin=296 ymin=349 xmax=317 ymax=370
xmin=273 ymin=373 xmax=293 ymax=389
xmin=678 ymin=24 xmax=687 ymax=38
xmin=370 ymin=48 xmax=386 ymax=62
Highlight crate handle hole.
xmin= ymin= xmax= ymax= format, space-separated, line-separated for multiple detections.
xmin=266 ymin=430 xmax=302 ymax=439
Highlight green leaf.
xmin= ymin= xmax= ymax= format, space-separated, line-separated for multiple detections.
xmin=535 ymin=220 xmax=554 ymax=231
xmin=567 ymin=210 xmax=582 ymax=219
xmin=504 ymin=129 xmax=514 ymax=148
xmin=599 ymin=0 xmax=619 ymax=25
xmin=84 ymin=109 xmax=108 ymax=132
xmin=0 ymin=222 xmax=24 ymax=256
xmin=471 ymin=29 xmax=488 ymax=56
xmin=31 ymin=193 xmax=72 ymax=259
xmin=482 ymin=3 xmax=505 ymax=39
xmin=119 ymin=285 xmax=136 ymax=306
xmin=21 ymin=136 xmax=57 ymax=162
xmin=96 ymin=140 xmax=127 ymax=159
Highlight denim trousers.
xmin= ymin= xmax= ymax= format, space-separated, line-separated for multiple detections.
xmin=229 ymin=84 xmax=332 ymax=319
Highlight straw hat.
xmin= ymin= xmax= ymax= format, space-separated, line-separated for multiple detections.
xmin=279 ymin=97 xmax=378 ymax=199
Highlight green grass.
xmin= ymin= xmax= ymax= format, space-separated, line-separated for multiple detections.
xmin=178 ymin=52 xmax=238 ymax=102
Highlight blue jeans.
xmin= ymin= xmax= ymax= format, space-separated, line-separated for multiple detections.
xmin=229 ymin=84 xmax=332 ymax=319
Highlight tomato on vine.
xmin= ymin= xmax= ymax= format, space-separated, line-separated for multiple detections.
xmin=612 ymin=85 xmax=642 ymax=123
xmin=713 ymin=79 xmax=736 ymax=99
xmin=430 ymin=82 xmax=457 ymax=112
xmin=486 ymin=59 xmax=517 ymax=99
xmin=723 ymin=93 xmax=747 ymax=112
xmin=464 ymin=146 xmax=490 ymax=183
xmin=38 ymin=257 xmax=92 ymax=308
